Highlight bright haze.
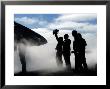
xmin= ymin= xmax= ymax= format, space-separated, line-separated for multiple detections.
xmin=14 ymin=14 xmax=97 ymax=73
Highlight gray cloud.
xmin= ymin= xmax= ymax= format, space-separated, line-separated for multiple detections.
xmin=47 ymin=14 xmax=97 ymax=34
xmin=15 ymin=16 xmax=49 ymax=28
xmin=15 ymin=17 xmax=37 ymax=25
xmin=56 ymin=14 xmax=97 ymax=22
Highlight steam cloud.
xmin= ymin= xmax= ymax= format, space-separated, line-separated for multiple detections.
xmin=14 ymin=28 xmax=97 ymax=73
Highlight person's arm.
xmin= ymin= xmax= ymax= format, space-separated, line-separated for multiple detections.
xmin=69 ymin=39 xmax=71 ymax=49
xmin=55 ymin=33 xmax=59 ymax=41
xmin=83 ymin=39 xmax=87 ymax=46
xmin=72 ymin=41 xmax=77 ymax=54
xmin=73 ymin=41 xmax=76 ymax=50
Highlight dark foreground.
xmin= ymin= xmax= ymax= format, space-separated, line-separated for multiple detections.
xmin=14 ymin=68 xmax=97 ymax=76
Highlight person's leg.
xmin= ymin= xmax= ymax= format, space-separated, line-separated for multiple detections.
xmin=65 ymin=54 xmax=71 ymax=69
xmin=59 ymin=52 xmax=63 ymax=64
xmin=83 ymin=58 xmax=88 ymax=71
xmin=81 ymin=52 xmax=88 ymax=71
xmin=78 ymin=60 xmax=83 ymax=72
xmin=20 ymin=54 xmax=26 ymax=73
xmin=63 ymin=54 xmax=66 ymax=65
xmin=75 ymin=54 xmax=79 ymax=71
xmin=56 ymin=51 xmax=63 ymax=66
xmin=56 ymin=52 xmax=59 ymax=65
xmin=75 ymin=53 xmax=83 ymax=72
xmin=67 ymin=56 xmax=71 ymax=69
xmin=77 ymin=52 xmax=86 ymax=73
xmin=22 ymin=59 xmax=26 ymax=73
xmin=63 ymin=54 xmax=68 ymax=67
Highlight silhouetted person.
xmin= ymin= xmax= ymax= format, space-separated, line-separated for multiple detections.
xmin=77 ymin=33 xmax=88 ymax=71
xmin=53 ymin=29 xmax=63 ymax=66
xmin=72 ymin=30 xmax=88 ymax=71
xmin=18 ymin=39 xmax=27 ymax=74
xmin=63 ymin=34 xmax=71 ymax=69
xmin=72 ymin=30 xmax=80 ymax=71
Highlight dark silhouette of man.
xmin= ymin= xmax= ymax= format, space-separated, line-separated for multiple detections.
xmin=63 ymin=34 xmax=71 ymax=69
xmin=77 ymin=33 xmax=88 ymax=71
xmin=18 ymin=40 xmax=27 ymax=74
xmin=53 ymin=29 xmax=63 ymax=66
xmin=72 ymin=30 xmax=80 ymax=71
xmin=15 ymin=33 xmax=27 ymax=74
xmin=72 ymin=30 xmax=88 ymax=71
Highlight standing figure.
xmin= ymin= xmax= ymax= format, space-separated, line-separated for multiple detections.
xmin=18 ymin=39 xmax=27 ymax=74
xmin=63 ymin=34 xmax=71 ymax=69
xmin=15 ymin=33 xmax=27 ymax=74
xmin=72 ymin=30 xmax=80 ymax=71
xmin=77 ymin=33 xmax=88 ymax=71
xmin=53 ymin=29 xmax=63 ymax=66
xmin=72 ymin=30 xmax=88 ymax=72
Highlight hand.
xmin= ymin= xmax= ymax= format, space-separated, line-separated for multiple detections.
xmin=53 ymin=29 xmax=59 ymax=35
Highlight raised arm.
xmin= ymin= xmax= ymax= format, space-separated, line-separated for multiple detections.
xmin=53 ymin=29 xmax=59 ymax=41
xmin=55 ymin=33 xmax=59 ymax=41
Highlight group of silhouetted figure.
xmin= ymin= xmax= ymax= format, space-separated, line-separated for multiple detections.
xmin=53 ymin=29 xmax=88 ymax=72
xmin=17 ymin=29 xmax=88 ymax=74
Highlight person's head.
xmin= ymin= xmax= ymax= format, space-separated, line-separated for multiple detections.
xmin=72 ymin=30 xmax=77 ymax=37
xmin=64 ymin=34 xmax=69 ymax=40
xmin=77 ymin=33 xmax=82 ymax=39
xmin=58 ymin=37 xmax=63 ymax=42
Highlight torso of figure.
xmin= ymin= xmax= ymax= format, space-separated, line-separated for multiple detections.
xmin=56 ymin=40 xmax=63 ymax=51
xmin=73 ymin=38 xmax=87 ymax=53
xmin=18 ymin=43 xmax=26 ymax=56
xmin=63 ymin=39 xmax=71 ymax=52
